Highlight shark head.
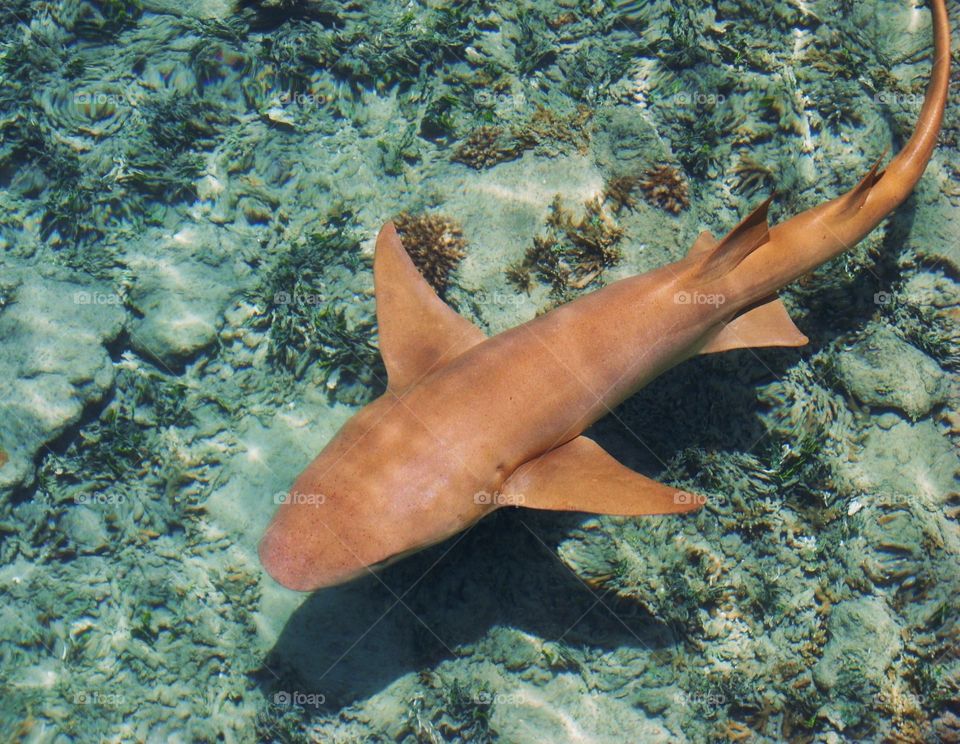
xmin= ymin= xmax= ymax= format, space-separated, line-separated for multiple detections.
xmin=257 ymin=399 xmax=383 ymax=590
xmin=258 ymin=403 xmax=405 ymax=591
xmin=258 ymin=396 xmax=481 ymax=592
xmin=257 ymin=488 xmax=365 ymax=592
xmin=258 ymin=223 xmax=494 ymax=592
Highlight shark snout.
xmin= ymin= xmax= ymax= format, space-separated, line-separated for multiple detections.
xmin=258 ymin=523 xmax=320 ymax=592
xmin=258 ymin=506 xmax=371 ymax=592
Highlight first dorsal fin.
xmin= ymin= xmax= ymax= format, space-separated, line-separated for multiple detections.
xmin=374 ymin=222 xmax=485 ymax=390
xmin=696 ymin=197 xmax=773 ymax=282
xmin=500 ymin=436 xmax=706 ymax=516
xmin=688 ymin=230 xmax=719 ymax=257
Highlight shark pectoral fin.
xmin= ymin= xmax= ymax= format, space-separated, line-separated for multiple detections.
xmin=696 ymin=197 xmax=772 ymax=282
xmin=699 ymin=294 xmax=808 ymax=354
xmin=501 ymin=436 xmax=705 ymax=516
xmin=374 ymin=222 xmax=486 ymax=390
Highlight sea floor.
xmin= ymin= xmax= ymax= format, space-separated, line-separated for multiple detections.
xmin=0 ymin=0 xmax=958 ymax=742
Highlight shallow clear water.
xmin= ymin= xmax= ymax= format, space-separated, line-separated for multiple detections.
xmin=0 ymin=0 xmax=958 ymax=742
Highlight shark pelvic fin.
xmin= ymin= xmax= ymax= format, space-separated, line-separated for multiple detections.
xmin=832 ymin=151 xmax=887 ymax=219
xmin=374 ymin=222 xmax=485 ymax=390
xmin=699 ymin=294 xmax=808 ymax=354
xmin=696 ymin=197 xmax=772 ymax=282
xmin=500 ymin=436 xmax=706 ymax=516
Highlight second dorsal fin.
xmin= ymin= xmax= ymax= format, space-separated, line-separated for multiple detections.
xmin=696 ymin=197 xmax=773 ymax=282
xmin=374 ymin=222 xmax=485 ymax=390
xmin=832 ymin=151 xmax=887 ymax=219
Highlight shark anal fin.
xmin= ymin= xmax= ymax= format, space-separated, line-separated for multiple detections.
xmin=374 ymin=222 xmax=485 ymax=390
xmin=500 ymin=436 xmax=705 ymax=516
xmin=699 ymin=294 xmax=808 ymax=354
xmin=697 ymin=197 xmax=772 ymax=282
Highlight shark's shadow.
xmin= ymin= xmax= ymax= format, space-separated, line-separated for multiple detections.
xmin=595 ymin=347 xmax=799 ymax=471
xmin=258 ymin=507 xmax=670 ymax=708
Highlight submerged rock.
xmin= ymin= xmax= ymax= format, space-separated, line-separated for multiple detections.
xmin=835 ymin=327 xmax=947 ymax=420
xmin=126 ymin=257 xmax=234 ymax=369
xmin=140 ymin=0 xmax=233 ymax=19
xmin=0 ymin=272 xmax=125 ymax=494
xmin=812 ymin=596 xmax=900 ymax=692
xmin=59 ymin=505 xmax=109 ymax=553
xmin=835 ymin=417 xmax=959 ymax=506
xmin=591 ymin=106 xmax=665 ymax=172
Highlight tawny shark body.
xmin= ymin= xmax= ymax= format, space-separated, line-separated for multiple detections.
xmin=260 ymin=0 xmax=950 ymax=591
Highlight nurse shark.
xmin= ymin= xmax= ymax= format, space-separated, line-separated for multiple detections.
xmin=260 ymin=0 xmax=950 ymax=591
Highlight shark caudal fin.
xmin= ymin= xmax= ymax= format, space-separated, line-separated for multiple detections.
xmin=374 ymin=222 xmax=485 ymax=390
xmin=862 ymin=0 xmax=950 ymax=209
xmin=500 ymin=436 xmax=705 ymax=516
xmin=702 ymin=0 xmax=947 ymax=300
xmin=687 ymin=228 xmax=808 ymax=353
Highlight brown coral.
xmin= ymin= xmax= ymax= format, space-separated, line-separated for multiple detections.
xmin=555 ymin=195 xmax=624 ymax=278
xmin=639 ymin=164 xmax=690 ymax=214
xmin=547 ymin=12 xmax=578 ymax=30
xmin=517 ymin=195 xmax=624 ymax=297
xmin=515 ymin=104 xmax=592 ymax=155
xmin=732 ymin=154 xmax=774 ymax=198
xmin=716 ymin=720 xmax=754 ymax=742
xmin=452 ymin=106 xmax=592 ymax=170
xmin=932 ymin=709 xmax=960 ymax=743
xmin=451 ymin=126 xmax=521 ymax=169
xmin=505 ymin=262 xmax=534 ymax=294
xmin=393 ymin=212 xmax=467 ymax=297
xmin=603 ymin=174 xmax=642 ymax=213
